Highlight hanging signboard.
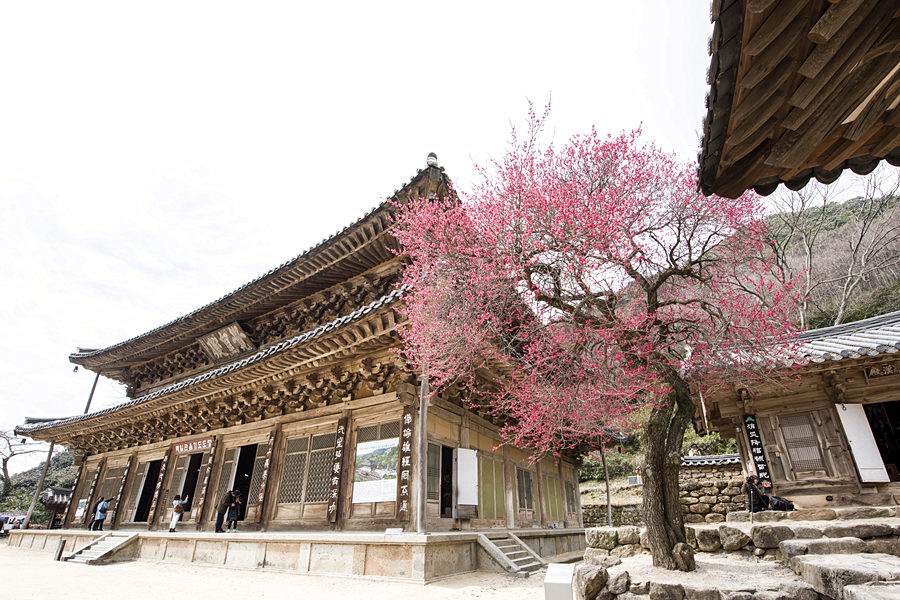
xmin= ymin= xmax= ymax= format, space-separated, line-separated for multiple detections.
xmin=327 ymin=418 xmax=348 ymax=523
xmin=174 ymin=436 xmax=215 ymax=455
xmin=396 ymin=405 xmax=414 ymax=521
xmin=743 ymin=414 xmax=772 ymax=488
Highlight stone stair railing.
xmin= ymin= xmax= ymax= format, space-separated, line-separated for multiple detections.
xmin=65 ymin=532 xmax=137 ymax=565
xmin=477 ymin=533 xmax=545 ymax=576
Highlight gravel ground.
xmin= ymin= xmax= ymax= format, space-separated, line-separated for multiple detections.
xmin=0 ymin=544 xmax=545 ymax=600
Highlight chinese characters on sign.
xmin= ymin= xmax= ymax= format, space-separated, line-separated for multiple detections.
xmin=866 ymin=362 xmax=897 ymax=378
xmin=327 ymin=417 xmax=348 ymax=523
xmin=173 ymin=436 xmax=215 ymax=455
xmin=397 ymin=405 xmax=414 ymax=522
xmin=743 ymin=415 xmax=772 ymax=488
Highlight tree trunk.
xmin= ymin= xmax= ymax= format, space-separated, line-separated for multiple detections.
xmin=599 ymin=445 xmax=613 ymax=526
xmin=640 ymin=370 xmax=695 ymax=570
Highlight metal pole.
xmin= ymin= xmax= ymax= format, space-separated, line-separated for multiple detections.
xmin=83 ymin=372 xmax=100 ymax=414
xmin=416 ymin=364 xmax=429 ymax=534
xmin=22 ymin=441 xmax=55 ymax=529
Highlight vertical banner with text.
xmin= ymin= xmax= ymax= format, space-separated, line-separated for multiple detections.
xmin=396 ymin=405 xmax=414 ymax=521
xmin=743 ymin=415 xmax=772 ymax=488
xmin=327 ymin=417 xmax=348 ymax=523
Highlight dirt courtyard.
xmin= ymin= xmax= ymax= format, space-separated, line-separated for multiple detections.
xmin=0 ymin=544 xmax=545 ymax=600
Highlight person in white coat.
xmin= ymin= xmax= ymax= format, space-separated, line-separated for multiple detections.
xmin=169 ymin=494 xmax=189 ymax=532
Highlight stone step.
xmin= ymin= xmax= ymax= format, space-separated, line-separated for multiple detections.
xmin=789 ymin=553 xmax=900 ymax=599
xmin=517 ymin=561 xmax=541 ymax=572
xmin=843 ymin=582 xmax=900 ymax=600
xmin=504 ymin=550 xmax=528 ymax=558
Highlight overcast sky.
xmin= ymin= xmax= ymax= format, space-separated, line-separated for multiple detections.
xmin=0 ymin=1 xmax=714 ymax=472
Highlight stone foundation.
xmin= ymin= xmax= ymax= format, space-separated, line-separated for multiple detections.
xmin=679 ymin=461 xmax=744 ymax=524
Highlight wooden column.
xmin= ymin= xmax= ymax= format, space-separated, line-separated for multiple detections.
xmin=61 ymin=464 xmax=83 ymax=527
xmin=254 ymin=428 xmax=278 ymax=527
xmin=503 ymin=446 xmax=516 ymax=529
xmin=82 ymin=459 xmax=105 ymax=526
xmin=195 ymin=435 xmax=221 ymax=530
xmin=557 ymin=460 xmax=568 ymax=527
xmin=259 ymin=424 xmax=284 ymax=530
xmin=146 ymin=449 xmax=172 ymax=529
xmin=108 ymin=454 xmax=134 ymax=528
xmin=535 ymin=460 xmax=546 ymax=527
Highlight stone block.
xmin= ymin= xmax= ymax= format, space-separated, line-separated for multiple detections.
xmin=584 ymin=549 xmax=621 ymax=568
xmin=689 ymin=503 xmax=711 ymax=514
xmin=640 ymin=528 xmax=650 ymax=549
xmin=778 ymin=540 xmax=808 ymax=560
xmin=719 ymin=525 xmax=751 ymax=551
xmin=611 ymin=544 xmax=642 ymax=558
xmin=700 ymin=487 xmax=717 ymax=496
xmin=681 ymin=482 xmax=701 ymax=492
xmin=843 ymin=582 xmax=900 ymax=600
xmin=630 ymin=580 xmax=650 ymax=594
xmin=790 ymin=554 xmax=900 ymax=600
xmin=711 ymin=503 xmax=727 ymax=514
xmin=699 ymin=496 xmax=718 ymax=504
xmin=865 ymin=537 xmax=900 ymax=556
xmin=617 ymin=526 xmax=641 ymax=545
xmin=574 ymin=564 xmax=608 ymax=600
xmin=705 ymin=513 xmax=725 ymax=524
xmin=723 ymin=593 xmax=753 ymax=600
xmin=649 ymin=582 xmax=684 ymax=600
xmin=608 ymin=570 xmax=630 ymax=595
xmin=750 ymin=525 xmax=794 ymax=549
xmin=682 ymin=586 xmax=719 ymax=600
xmin=584 ymin=547 xmax=610 ymax=558
xmin=824 ymin=523 xmax=894 ymax=539
xmin=837 ymin=507 xmax=894 ymax=520
xmin=788 ymin=508 xmax=836 ymax=521
xmin=684 ymin=514 xmax=705 ymax=524
xmin=805 ymin=536 xmax=866 ymax=555
xmin=793 ymin=527 xmax=822 ymax=539
xmin=722 ymin=486 xmax=741 ymax=496
xmin=726 ymin=511 xmax=750 ymax=523
xmin=695 ymin=528 xmax=721 ymax=552
xmin=685 ymin=527 xmax=697 ymax=549
xmin=749 ymin=511 xmax=785 ymax=523
xmin=778 ymin=582 xmax=818 ymax=600
xmin=586 ymin=527 xmax=618 ymax=550
xmin=682 ymin=497 xmax=699 ymax=505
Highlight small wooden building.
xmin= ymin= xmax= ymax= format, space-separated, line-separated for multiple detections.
xmin=696 ymin=310 xmax=900 ymax=506
xmin=16 ymin=158 xmax=583 ymax=535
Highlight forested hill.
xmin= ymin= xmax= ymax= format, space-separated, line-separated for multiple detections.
xmin=764 ymin=189 xmax=900 ymax=330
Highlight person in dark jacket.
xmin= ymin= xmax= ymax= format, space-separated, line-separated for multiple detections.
xmin=91 ymin=497 xmax=110 ymax=530
xmin=741 ymin=475 xmax=769 ymax=512
xmin=215 ymin=490 xmax=234 ymax=533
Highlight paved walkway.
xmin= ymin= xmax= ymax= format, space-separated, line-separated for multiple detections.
xmin=0 ymin=543 xmax=544 ymax=600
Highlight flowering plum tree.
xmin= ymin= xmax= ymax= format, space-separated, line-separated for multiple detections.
xmin=393 ymin=111 xmax=799 ymax=570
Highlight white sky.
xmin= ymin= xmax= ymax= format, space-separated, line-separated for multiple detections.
xmin=0 ymin=1 xmax=713 ymax=472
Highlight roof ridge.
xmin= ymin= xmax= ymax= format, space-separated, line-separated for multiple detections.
xmin=20 ymin=286 xmax=409 ymax=433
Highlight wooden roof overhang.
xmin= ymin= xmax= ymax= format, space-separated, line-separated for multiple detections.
xmin=18 ymin=289 xmax=407 ymax=450
xmin=694 ymin=308 xmax=900 ymax=431
xmin=70 ymin=164 xmax=451 ymax=381
xmin=699 ymin=0 xmax=900 ymax=199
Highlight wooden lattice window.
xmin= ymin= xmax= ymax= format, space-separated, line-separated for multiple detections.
xmin=478 ymin=456 xmax=505 ymax=519
xmin=426 ymin=443 xmax=441 ymax=501
xmin=516 ymin=467 xmax=534 ymax=510
xmin=98 ymin=467 xmax=126 ymax=501
xmin=565 ymin=481 xmax=577 ymax=514
xmin=781 ymin=414 xmax=825 ymax=471
xmin=276 ymin=432 xmax=336 ymax=504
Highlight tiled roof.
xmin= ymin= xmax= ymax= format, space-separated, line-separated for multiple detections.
xmin=681 ymin=453 xmax=741 ymax=466
xmin=40 ymin=486 xmax=72 ymax=505
xmin=19 ymin=287 xmax=407 ymax=434
xmin=69 ymin=163 xmax=448 ymax=371
xmin=797 ymin=310 xmax=900 ymax=363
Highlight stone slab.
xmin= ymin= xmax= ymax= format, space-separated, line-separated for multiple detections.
xmin=843 ymin=582 xmax=900 ymax=600
xmin=790 ymin=553 xmax=900 ymax=599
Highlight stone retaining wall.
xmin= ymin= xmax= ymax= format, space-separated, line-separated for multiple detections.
xmin=679 ymin=462 xmax=744 ymax=524
xmin=582 ymin=504 xmax=643 ymax=527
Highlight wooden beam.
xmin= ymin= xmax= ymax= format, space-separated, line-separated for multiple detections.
xmin=809 ymin=0 xmax=867 ymax=45
xmin=744 ymin=0 xmax=808 ymax=56
xmin=739 ymin=18 xmax=806 ymax=90
xmin=798 ymin=0 xmax=879 ymax=79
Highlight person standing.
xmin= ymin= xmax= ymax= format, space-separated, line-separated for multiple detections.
xmin=87 ymin=497 xmax=103 ymax=530
xmin=225 ymin=490 xmax=242 ymax=533
xmin=215 ymin=490 xmax=233 ymax=533
xmin=92 ymin=497 xmax=109 ymax=530
xmin=169 ymin=494 xmax=189 ymax=532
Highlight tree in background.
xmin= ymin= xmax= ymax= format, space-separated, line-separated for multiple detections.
xmin=767 ymin=167 xmax=900 ymax=328
xmin=393 ymin=109 xmax=799 ymax=570
xmin=0 ymin=429 xmax=44 ymax=500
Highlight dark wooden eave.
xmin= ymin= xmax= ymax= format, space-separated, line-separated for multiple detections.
xmin=69 ymin=163 xmax=451 ymax=381
xmin=699 ymin=0 xmax=900 ymax=199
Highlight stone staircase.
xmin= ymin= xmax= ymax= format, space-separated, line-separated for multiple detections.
xmin=65 ymin=532 xmax=137 ymax=565
xmin=477 ymin=532 xmax=546 ymax=576
xmin=778 ymin=535 xmax=900 ymax=599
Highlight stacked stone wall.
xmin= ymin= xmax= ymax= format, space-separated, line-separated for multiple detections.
xmin=679 ymin=462 xmax=744 ymax=524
